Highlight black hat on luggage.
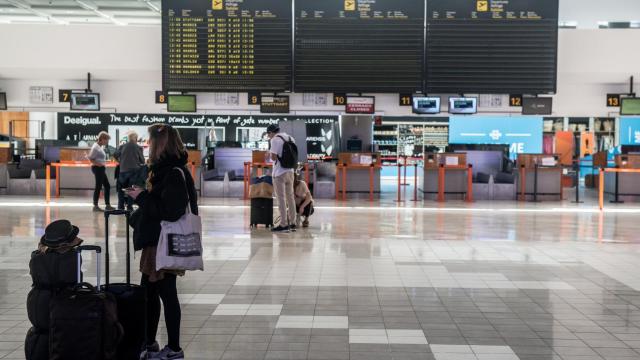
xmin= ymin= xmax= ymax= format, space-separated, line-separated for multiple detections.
xmin=40 ymin=220 xmax=80 ymax=248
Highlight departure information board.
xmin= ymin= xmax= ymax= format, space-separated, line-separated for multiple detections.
xmin=426 ymin=0 xmax=558 ymax=94
xmin=162 ymin=0 xmax=292 ymax=92
xmin=294 ymin=0 xmax=424 ymax=93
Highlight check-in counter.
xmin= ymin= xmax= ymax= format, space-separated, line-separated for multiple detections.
xmin=604 ymin=154 xmax=640 ymax=201
xmin=418 ymin=153 xmax=470 ymax=200
xmin=516 ymin=154 xmax=563 ymax=201
xmin=337 ymin=152 xmax=382 ymax=195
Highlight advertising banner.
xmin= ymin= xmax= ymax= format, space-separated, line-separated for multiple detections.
xmin=619 ymin=117 xmax=640 ymax=145
xmin=449 ymin=116 xmax=543 ymax=158
xmin=57 ymin=113 xmax=339 ymax=158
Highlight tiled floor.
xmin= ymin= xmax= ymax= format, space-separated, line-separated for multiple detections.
xmin=3 ymin=195 xmax=640 ymax=359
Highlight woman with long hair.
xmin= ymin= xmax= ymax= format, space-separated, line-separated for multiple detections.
xmin=125 ymin=124 xmax=197 ymax=360
xmin=88 ymin=131 xmax=114 ymax=212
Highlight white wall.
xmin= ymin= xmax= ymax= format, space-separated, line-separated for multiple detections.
xmin=0 ymin=24 xmax=639 ymax=118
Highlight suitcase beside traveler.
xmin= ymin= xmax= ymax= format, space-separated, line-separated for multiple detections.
xmin=250 ymin=198 xmax=273 ymax=228
xmin=102 ymin=209 xmax=148 ymax=360
xmin=49 ymin=245 xmax=123 ymax=360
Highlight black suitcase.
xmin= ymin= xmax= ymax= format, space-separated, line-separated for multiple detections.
xmin=49 ymin=245 xmax=123 ymax=360
xmin=25 ymin=327 xmax=48 ymax=360
xmin=250 ymin=198 xmax=273 ymax=228
xmin=102 ymin=209 xmax=147 ymax=360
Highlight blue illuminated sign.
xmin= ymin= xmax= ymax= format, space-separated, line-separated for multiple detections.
xmin=619 ymin=117 xmax=640 ymax=145
xmin=449 ymin=116 xmax=543 ymax=157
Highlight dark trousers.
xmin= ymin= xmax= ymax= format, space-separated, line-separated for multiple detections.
xmin=141 ymin=274 xmax=181 ymax=351
xmin=117 ymin=170 xmax=137 ymax=210
xmin=91 ymin=165 xmax=111 ymax=206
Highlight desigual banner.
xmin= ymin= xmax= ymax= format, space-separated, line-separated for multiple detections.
xmin=57 ymin=113 xmax=340 ymax=158
xmin=619 ymin=117 xmax=640 ymax=146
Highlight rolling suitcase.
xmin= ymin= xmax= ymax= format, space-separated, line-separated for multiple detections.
xmin=103 ymin=209 xmax=148 ymax=360
xmin=250 ymin=198 xmax=273 ymax=228
xmin=49 ymin=245 xmax=123 ymax=360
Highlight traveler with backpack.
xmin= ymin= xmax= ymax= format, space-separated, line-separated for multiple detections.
xmin=125 ymin=124 xmax=197 ymax=360
xmin=266 ymin=124 xmax=298 ymax=232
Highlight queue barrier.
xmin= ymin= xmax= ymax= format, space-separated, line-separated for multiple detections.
xmin=518 ymin=165 xmax=563 ymax=202
xmin=335 ymin=163 xmax=376 ymax=202
xmin=598 ymin=167 xmax=640 ymax=210
xmin=431 ymin=164 xmax=474 ymax=203
xmin=45 ymin=161 xmax=197 ymax=203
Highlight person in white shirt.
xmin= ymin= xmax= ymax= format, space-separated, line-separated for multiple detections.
xmin=88 ymin=131 xmax=114 ymax=212
xmin=266 ymin=124 xmax=297 ymax=232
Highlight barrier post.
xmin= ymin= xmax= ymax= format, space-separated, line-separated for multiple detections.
xmin=45 ymin=164 xmax=51 ymax=203
xmin=342 ymin=165 xmax=347 ymax=201
xmin=243 ymin=162 xmax=249 ymax=200
xmin=438 ymin=165 xmax=445 ymax=203
xmin=403 ymin=156 xmax=408 ymax=186
xmin=369 ymin=164 xmax=374 ymax=203
xmin=335 ymin=164 xmax=341 ymax=201
xmin=519 ymin=165 xmax=526 ymax=202
xmin=412 ymin=163 xmax=419 ymax=202
xmin=396 ymin=162 xmax=403 ymax=202
xmin=572 ymin=160 xmax=583 ymax=204
xmin=599 ymin=168 xmax=604 ymax=210
xmin=466 ymin=164 xmax=473 ymax=203
xmin=531 ymin=163 xmax=540 ymax=203
xmin=55 ymin=164 xmax=60 ymax=198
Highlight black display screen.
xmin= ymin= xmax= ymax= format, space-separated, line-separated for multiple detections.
xmin=162 ymin=0 xmax=292 ymax=92
xmin=426 ymin=0 xmax=559 ymax=94
xmin=294 ymin=0 xmax=424 ymax=93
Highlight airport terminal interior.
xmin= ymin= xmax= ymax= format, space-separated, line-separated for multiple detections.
xmin=2 ymin=0 xmax=640 ymax=359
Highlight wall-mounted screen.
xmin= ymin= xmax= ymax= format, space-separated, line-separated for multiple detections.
xmin=412 ymin=97 xmax=441 ymax=114
xmin=522 ymin=97 xmax=553 ymax=115
xmin=0 ymin=92 xmax=6 ymax=110
xmin=449 ymin=97 xmax=477 ymax=114
xmin=294 ymin=0 xmax=425 ymax=93
xmin=168 ymin=95 xmax=196 ymax=113
xmin=426 ymin=0 xmax=559 ymax=94
xmin=70 ymin=93 xmax=100 ymax=111
xmin=621 ymin=98 xmax=640 ymax=116
xmin=162 ymin=0 xmax=292 ymax=92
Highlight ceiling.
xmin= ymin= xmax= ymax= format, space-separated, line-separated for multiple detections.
xmin=0 ymin=0 xmax=160 ymax=25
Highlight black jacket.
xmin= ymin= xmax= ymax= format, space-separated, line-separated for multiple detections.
xmin=132 ymin=152 xmax=198 ymax=251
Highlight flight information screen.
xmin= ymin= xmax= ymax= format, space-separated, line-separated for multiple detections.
xmin=162 ymin=0 xmax=292 ymax=92
xmin=294 ymin=0 xmax=424 ymax=93
xmin=426 ymin=0 xmax=559 ymax=94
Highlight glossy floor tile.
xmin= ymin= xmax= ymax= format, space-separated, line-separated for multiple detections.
xmin=2 ymin=195 xmax=640 ymax=359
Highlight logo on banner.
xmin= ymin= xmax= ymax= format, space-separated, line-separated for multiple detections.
xmin=489 ymin=129 xmax=502 ymax=141
xmin=635 ymin=131 xmax=640 ymax=144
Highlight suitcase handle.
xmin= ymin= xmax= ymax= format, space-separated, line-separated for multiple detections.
xmin=76 ymin=246 xmax=102 ymax=288
xmin=104 ymin=209 xmax=132 ymax=287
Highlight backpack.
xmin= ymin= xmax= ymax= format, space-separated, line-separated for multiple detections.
xmin=276 ymin=135 xmax=298 ymax=169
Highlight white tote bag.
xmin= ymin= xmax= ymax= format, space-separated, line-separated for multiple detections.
xmin=156 ymin=168 xmax=204 ymax=272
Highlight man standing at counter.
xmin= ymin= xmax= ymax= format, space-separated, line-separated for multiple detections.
xmin=114 ymin=131 xmax=146 ymax=211
xmin=266 ymin=124 xmax=298 ymax=233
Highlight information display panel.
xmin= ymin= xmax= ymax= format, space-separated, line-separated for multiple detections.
xmin=426 ymin=0 xmax=559 ymax=94
xmin=295 ymin=0 xmax=424 ymax=93
xmin=162 ymin=0 xmax=292 ymax=92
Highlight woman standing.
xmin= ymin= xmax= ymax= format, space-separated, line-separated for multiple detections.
xmin=125 ymin=124 xmax=197 ymax=360
xmin=88 ymin=131 xmax=114 ymax=212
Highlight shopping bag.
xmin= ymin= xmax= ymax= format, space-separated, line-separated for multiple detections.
xmin=156 ymin=168 xmax=204 ymax=272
